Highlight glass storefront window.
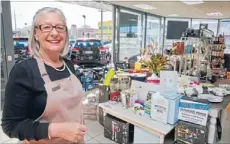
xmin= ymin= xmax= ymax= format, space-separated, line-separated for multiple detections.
xmin=219 ymin=19 xmax=230 ymax=53
xmin=119 ymin=9 xmax=144 ymax=61
xmin=164 ymin=18 xmax=190 ymax=51
xmin=146 ymin=15 xmax=161 ymax=53
xmin=191 ymin=19 xmax=218 ymax=36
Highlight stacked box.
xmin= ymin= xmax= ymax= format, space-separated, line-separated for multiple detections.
xmin=83 ymin=88 xmax=100 ymax=120
xmin=98 ymin=107 xmax=105 ymax=126
xmin=144 ymin=100 xmax=151 ymax=116
xmin=163 ymin=93 xmax=182 ymax=125
xmin=104 ymin=114 xmax=134 ymax=144
xmin=175 ymin=121 xmax=208 ymax=144
xmin=176 ymin=96 xmax=210 ymax=144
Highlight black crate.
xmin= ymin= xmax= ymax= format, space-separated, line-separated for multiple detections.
xmin=104 ymin=114 xmax=134 ymax=144
xmin=175 ymin=121 xmax=208 ymax=144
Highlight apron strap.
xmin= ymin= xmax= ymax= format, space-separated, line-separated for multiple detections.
xmin=34 ymin=57 xmax=51 ymax=83
xmin=64 ymin=61 xmax=74 ymax=75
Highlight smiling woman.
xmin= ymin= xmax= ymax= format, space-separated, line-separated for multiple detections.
xmin=1 ymin=7 xmax=87 ymax=144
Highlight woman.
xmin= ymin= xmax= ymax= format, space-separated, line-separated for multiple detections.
xmin=1 ymin=7 xmax=86 ymax=143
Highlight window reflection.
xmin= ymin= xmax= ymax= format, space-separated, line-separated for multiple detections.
xmin=119 ymin=9 xmax=144 ymax=61
xmin=146 ymin=15 xmax=161 ymax=53
xmin=191 ymin=19 xmax=218 ymax=36
xmin=219 ymin=19 xmax=230 ymax=54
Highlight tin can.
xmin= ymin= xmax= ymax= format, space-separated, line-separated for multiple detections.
xmin=121 ymin=91 xmax=128 ymax=109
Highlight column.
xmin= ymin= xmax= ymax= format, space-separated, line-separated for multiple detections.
xmin=1 ymin=1 xmax=15 ymax=74
xmin=1 ymin=1 xmax=15 ymax=110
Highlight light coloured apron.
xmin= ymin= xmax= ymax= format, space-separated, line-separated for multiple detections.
xmin=23 ymin=57 xmax=85 ymax=144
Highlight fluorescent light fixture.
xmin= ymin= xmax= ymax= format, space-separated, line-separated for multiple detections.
xmin=168 ymin=14 xmax=179 ymax=17
xmin=133 ymin=4 xmax=156 ymax=10
xmin=180 ymin=0 xmax=204 ymax=5
xmin=207 ymin=12 xmax=223 ymax=17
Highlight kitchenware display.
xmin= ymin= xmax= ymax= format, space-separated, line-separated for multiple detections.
xmin=198 ymin=94 xmax=223 ymax=103
xmin=208 ymin=87 xmax=230 ymax=97
xmin=219 ymin=84 xmax=230 ymax=91
xmin=110 ymin=78 xmax=120 ymax=92
xmin=120 ymin=89 xmax=136 ymax=109
xmin=119 ymin=77 xmax=131 ymax=91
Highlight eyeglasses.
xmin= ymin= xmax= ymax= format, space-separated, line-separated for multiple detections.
xmin=36 ymin=24 xmax=67 ymax=32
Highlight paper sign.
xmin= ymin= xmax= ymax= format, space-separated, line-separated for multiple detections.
xmin=178 ymin=99 xmax=209 ymax=126
xmin=160 ymin=71 xmax=178 ymax=95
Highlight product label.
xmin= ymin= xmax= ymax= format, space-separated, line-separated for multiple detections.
xmin=151 ymin=93 xmax=168 ymax=124
xmin=178 ymin=100 xmax=209 ymax=126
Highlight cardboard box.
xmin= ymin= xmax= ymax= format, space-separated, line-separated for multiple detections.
xmin=151 ymin=93 xmax=169 ymax=124
xmin=163 ymin=93 xmax=182 ymax=125
xmin=98 ymin=107 xmax=105 ymax=126
xmin=178 ymin=96 xmax=209 ymax=126
xmin=97 ymin=85 xmax=110 ymax=103
xmin=175 ymin=121 xmax=208 ymax=144
xmin=104 ymin=114 xmax=134 ymax=144
xmin=83 ymin=103 xmax=98 ymax=120
xmin=83 ymin=88 xmax=100 ymax=120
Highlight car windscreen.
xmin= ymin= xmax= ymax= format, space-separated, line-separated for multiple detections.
xmin=75 ymin=40 xmax=102 ymax=48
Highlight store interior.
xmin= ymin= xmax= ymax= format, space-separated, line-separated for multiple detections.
xmin=1 ymin=0 xmax=230 ymax=144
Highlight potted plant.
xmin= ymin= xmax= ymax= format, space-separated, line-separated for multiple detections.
xmin=140 ymin=54 xmax=168 ymax=76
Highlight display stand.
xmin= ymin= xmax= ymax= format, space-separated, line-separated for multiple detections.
xmin=170 ymin=36 xmax=214 ymax=82
xmin=210 ymin=36 xmax=225 ymax=77
xmin=99 ymin=102 xmax=175 ymax=144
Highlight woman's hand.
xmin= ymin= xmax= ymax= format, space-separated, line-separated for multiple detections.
xmin=48 ymin=122 xmax=86 ymax=142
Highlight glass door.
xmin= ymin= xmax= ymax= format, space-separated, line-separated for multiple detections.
xmin=119 ymin=9 xmax=144 ymax=61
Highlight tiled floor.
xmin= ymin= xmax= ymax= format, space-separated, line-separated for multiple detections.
xmin=0 ymin=110 xmax=230 ymax=144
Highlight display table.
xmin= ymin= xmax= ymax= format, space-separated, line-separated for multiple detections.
xmin=208 ymin=95 xmax=230 ymax=144
xmin=99 ymin=101 xmax=176 ymax=144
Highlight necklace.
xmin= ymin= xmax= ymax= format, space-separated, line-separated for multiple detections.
xmin=39 ymin=54 xmax=66 ymax=72
xmin=43 ymin=59 xmax=66 ymax=72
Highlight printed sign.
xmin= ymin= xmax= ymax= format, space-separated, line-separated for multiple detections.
xmin=178 ymin=99 xmax=209 ymax=126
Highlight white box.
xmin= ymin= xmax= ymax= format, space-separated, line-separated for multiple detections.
xmin=151 ymin=92 xmax=169 ymax=124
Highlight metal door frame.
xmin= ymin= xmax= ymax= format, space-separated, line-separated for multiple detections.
xmin=1 ymin=1 xmax=15 ymax=110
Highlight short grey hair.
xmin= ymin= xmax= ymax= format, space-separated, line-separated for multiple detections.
xmin=28 ymin=7 xmax=69 ymax=57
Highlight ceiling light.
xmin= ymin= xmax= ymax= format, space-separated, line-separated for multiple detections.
xmin=207 ymin=12 xmax=223 ymax=17
xmin=133 ymin=4 xmax=156 ymax=10
xmin=180 ymin=0 xmax=204 ymax=5
xmin=168 ymin=14 xmax=179 ymax=17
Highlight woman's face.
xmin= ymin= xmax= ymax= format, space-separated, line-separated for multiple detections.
xmin=34 ymin=12 xmax=67 ymax=54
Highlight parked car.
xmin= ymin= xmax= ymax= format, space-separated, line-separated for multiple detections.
xmin=71 ymin=39 xmax=110 ymax=67
xmin=13 ymin=37 xmax=30 ymax=63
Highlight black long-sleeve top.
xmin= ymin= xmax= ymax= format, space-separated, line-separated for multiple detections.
xmin=1 ymin=57 xmax=75 ymax=141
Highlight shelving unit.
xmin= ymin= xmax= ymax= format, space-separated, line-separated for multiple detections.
xmin=169 ymin=37 xmax=213 ymax=82
xmin=210 ymin=36 xmax=225 ymax=71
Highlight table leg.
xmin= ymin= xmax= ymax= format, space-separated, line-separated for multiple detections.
xmin=208 ymin=109 xmax=219 ymax=144
xmin=160 ymin=135 xmax=165 ymax=144
xmin=220 ymin=109 xmax=227 ymax=127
